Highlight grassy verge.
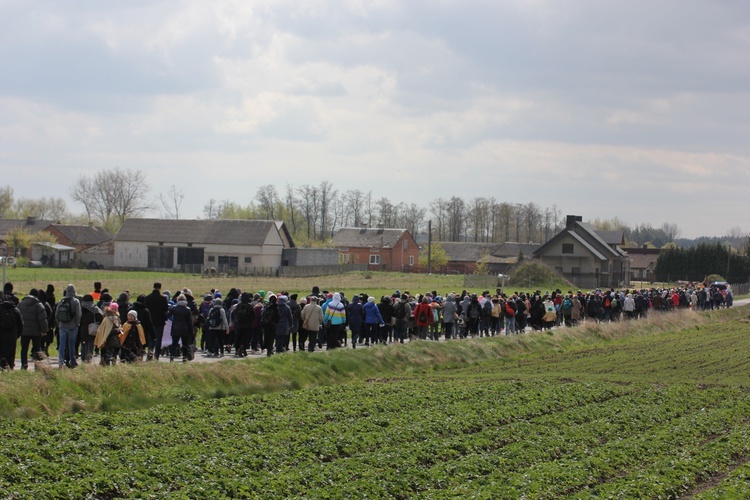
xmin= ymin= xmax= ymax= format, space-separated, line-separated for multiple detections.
xmin=2 ymin=305 xmax=748 ymax=419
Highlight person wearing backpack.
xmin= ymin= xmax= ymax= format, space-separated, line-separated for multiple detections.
xmin=392 ymin=295 xmax=411 ymax=344
xmin=206 ymin=298 xmax=228 ymax=357
xmin=441 ymin=294 xmax=457 ymax=340
xmin=464 ymin=294 xmax=482 ymax=337
xmin=0 ymin=294 xmax=23 ymax=370
xmin=411 ymin=296 xmax=432 ymax=340
xmin=233 ymin=292 xmax=255 ymax=357
xmin=56 ymin=284 xmax=82 ymax=369
xmin=561 ymin=293 xmax=574 ymax=327
xmin=479 ymin=295 xmax=493 ymax=337
xmin=503 ymin=295 xmax=517 ymax=334
xmin=78 ymin=294 xmax=104 ymax=363
xmin=261 ymin=295 xmax=280 ymax=356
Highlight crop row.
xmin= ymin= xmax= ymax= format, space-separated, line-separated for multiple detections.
xmin=0 ymin=378 xmax=747 ymax=498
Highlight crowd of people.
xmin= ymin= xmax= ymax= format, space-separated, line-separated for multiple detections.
xmin=0 ymin=279 xmax=735 ymax=370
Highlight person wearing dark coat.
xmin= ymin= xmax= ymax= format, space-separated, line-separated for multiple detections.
xmin=0 ymin=295 xmax=23 ymax=369
xmin=287 ymin=293 xmax=302 ymax=352
xmin=275 ymin=295 xmax=293 ymax=354
xmin=131 ymin=295 xmax=156 ymax=360
xmin=346 ymin=296 xmax=364 ymax=348
xmin=144 ymin=283 xmax=169 ymax=359
xmin=79 ymin=294 xmax=104 ymax=363
xmin=232 ymin=292 xmax=255 ymax=357
xmin=18 ymin=289 xmax=49 ymax=369
xmin=169 ymin=295 xmax=195 ymax=362
xmin=261 ymin=295 xmax=279 ymax=357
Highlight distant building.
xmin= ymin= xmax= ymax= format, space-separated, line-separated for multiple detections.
xmin=0 ymin=217 xmax=57 ymax=258
xmin=44 ymin=223 xmax=114 ymax=268
xmin=532 ymin=215 xmax=630 ymax=289
xmin=624 ymin=246 xmax=661 ymax=283
xmin=440 ymin=242 xmax=540 ymax=274
xmin=330 ymin=226 xmax=419 ymax=272
xmin=114 ymin=218 xmax=294 ymax=273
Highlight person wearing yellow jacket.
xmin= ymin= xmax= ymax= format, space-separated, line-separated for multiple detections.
xmin=94 ymin=303 xmax=122 ymax=366
xmin=119 ymin=310 xmax=146 ymax=363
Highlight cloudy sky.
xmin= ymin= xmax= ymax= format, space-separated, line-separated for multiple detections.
xmin=2 ymin=0 xmax=749 ymax=237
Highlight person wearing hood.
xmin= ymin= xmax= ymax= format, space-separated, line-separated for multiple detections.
xmin=0 ymin=294 xmax=23 ymax=369
xmin=442 ymin=294 xmax=458 ymax=340
xmin=393 ymin=295 xmax=411 ymax=344
xmin=94 ymin=303 xmax=122 ymax=366
xmin=18 ymin=289 xmax=49 ymax=369
xmin=363 ymin=296 xmax=385 ymax=346
xmin=169 ymin=295 xmax=195 ymax=362
xmin=261 ymin=295 xmax=279 ymax=357
xmin=232 ymin=292 xmax=255 ymax=357
xmin=346 ymin=295 xmax=364 ymax=348
xmin=206 ymin=298 xmax=228 ymax=357
xmin=56 ymin=284 xmax=82 ymax=368
xmin=116 ymin=292 xmax=132 ymax=325
xmin=275 ymin=295 xmax=293 ymax=354
xmin=322 ymin=293 xmax=346 ymax=350
xmin=36 ymin=289 xmax=55 ymax=357
xmin=199 ymin=293 xmax=214 ymax=353
xmin=79 ymin=294 xmax=104 ymax=363
xmin=119 ymin=310 xmax=146 ymax=363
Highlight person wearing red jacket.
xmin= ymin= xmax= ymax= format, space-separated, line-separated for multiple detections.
xmin=412 ymin=296 xmax=433 ymax=340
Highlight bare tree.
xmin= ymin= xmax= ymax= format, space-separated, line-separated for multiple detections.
xmin=342 ymin=189 xmax=364 ymax=227
xmin=203 ymin=199 xmax=221 ymax=219
xmin=318 ymin=181 xmax=337 ymax=239
xmin=297 ymin=184 xmax=319 ymax=240
xmin=159 ymin=185 xmax=184 ymax=220
xmin=661 ymin=222 xmax=682 ymax=242
xmin=256 ymin=185 xmax=278 ymax=220
xmin=445 ymin=196 xmax=466 ymax=242
xmin=12 ymin=196 xmax=68 ymax=220
xmin=284 ymin=184 xmax=299 ymax=233
xmin=70 ymin=168 xmax=152 ymax=232
xmin=376 ymin=197 xmax=395 ymax=227
xmin=0 ymin=185 xmax=13 ymax=218
xmin=430 ymin=198 xmax=447 ymax=241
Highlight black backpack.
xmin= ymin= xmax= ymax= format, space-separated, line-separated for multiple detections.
xmin=482 ymin=300 xmax=492 ymax=317
xmin=261 ymin=306 xmax=278 ymax=327
xmin=235 ymin=303 xmax=253 ymax=324
xmin=207 ymin=307 xmax=222 ymax=329
xmin=394 ymin=301 xmax=406 ymax=320
xmin=57 ymin=297 xmax=74 ymax=323
xmin=468 ymin=304 xmax=480 ymax=320
xmin=0 ymin=306 xmax=16 ymax=334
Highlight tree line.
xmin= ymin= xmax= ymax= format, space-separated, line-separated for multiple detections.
xmin=654 ymin=241 xmax=750 ymax=284
xmin=0 ymin=169 xmax=714 ymax=250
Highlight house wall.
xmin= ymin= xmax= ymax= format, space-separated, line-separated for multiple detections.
xmin=114 ymin=241 xmax=284 ymax=270
xmin=337 ymin=235 xmax=419 ymax=272
xmin=537 ymin=234 xmax=602 ymax=275
xmin=282 ymin=248 xmax=339 ymax=266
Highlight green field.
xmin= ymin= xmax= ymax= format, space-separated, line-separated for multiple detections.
xmin=0 ymin=299 xmax=748 ymax=497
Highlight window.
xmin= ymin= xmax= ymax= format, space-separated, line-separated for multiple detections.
xmin=403 ymin=239 xmax=408 ymax=249
xmin=207 ymin=256 xmax=215 ymax=262
xmin=571 ymin=267 xmax=580 ymax=275
xmin=562 ymin=243 xmax=574 ymax=254
xmin=369 ymin=254 xmax=381 ymax=265
xmin=339 ymin=253 xmax=351 ymax=264
xmin=244 ymin=257 xmax=252 ymax=263
xmin=555 ymin=266 xmax=563 ymax=273
xmin=409 ymin=255 xmax=414 ymax=266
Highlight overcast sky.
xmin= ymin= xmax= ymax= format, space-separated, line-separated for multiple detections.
xmin=2 ymin=0 xmax=749 ymax=238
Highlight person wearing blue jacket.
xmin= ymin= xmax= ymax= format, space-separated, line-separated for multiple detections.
xmin=346 ymin=296 xmax=364 ymax=349
xmin=362 ymin=296 xmax=384 ymax=346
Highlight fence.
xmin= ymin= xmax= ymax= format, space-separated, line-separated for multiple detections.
xmin=278 ymin=264 xmax=367 ymax=278
xmin=463 ymin=274 xmax=503 ymax=290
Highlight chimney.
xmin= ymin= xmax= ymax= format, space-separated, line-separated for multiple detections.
xmin=26 ymin=216 xmax=36 ymax=226
xmin=376 ymin=223 xmax=385 ymax=234
xmin=565 ymin=215 xmax=582 ymax=228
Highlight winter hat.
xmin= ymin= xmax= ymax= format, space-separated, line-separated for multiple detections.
xmin=108 ymin=303 xmax=119 ymax=313
xmin=214 ymin=292 xmax=222 ymax=299
xmin=127 ymin=310 xmax=138 ymax=319
xmin=213 ymin=298 xmax=223 ymax=306
xmin=204 ymin=294 xmax=213 ymax=301
xmin=290 ymin=293 xmax=298 ymax=301
xmin=258 ymin=290 xmax=266 ymax=298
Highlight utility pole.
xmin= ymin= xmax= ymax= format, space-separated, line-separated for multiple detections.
xmin=427 ymin=220 xmax=432 ymax=274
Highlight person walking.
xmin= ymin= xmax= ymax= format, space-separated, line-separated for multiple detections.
xmin=18 ymin=289 xmax=49 ymax=370
xmin=0 ymin=294 xmax=23 ymax=369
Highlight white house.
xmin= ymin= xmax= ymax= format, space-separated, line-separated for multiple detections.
xmin=114 ymin=218 xmax=294 ymax=273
